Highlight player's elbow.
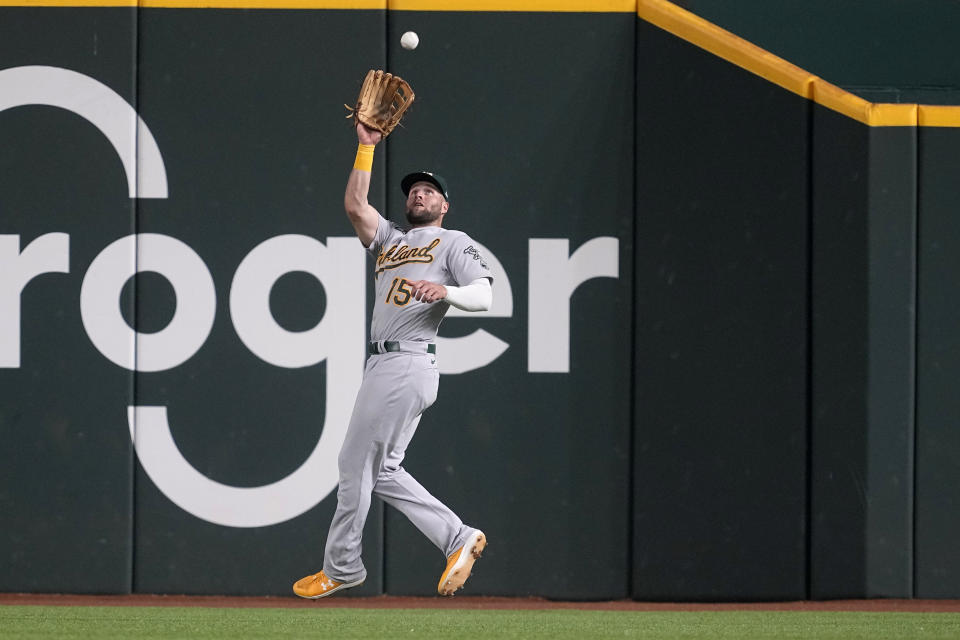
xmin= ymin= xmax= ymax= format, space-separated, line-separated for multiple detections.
xmin=344 ymin=193 xmax=363 ymax=218
xmin=344 ymin=200 xmax=373 ymax=235
xmin=474 ymin=281 xmax=493 ymax=312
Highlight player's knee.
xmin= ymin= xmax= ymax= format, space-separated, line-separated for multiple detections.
xmin=376 ymin=460 xmax=405 ymax=483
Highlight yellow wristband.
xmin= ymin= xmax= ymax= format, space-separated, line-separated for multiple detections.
xmin=354 ymin=144 xmax=375 ymax=172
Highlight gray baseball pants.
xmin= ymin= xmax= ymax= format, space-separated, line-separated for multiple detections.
xmin=322 ymin=350 xmax=472 ymax=584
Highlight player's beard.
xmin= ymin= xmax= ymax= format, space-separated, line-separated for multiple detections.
xmin=405 ymin=202 xmax=444 ymax=226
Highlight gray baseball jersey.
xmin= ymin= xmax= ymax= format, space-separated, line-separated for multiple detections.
xmin=368 ymin=216 xmax=493 ymax=343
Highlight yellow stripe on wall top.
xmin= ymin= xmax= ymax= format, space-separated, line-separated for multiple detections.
xmin=637 ymin=0 xmax=815 ymax=100
xmin=0 ymin=0 xmax=385 ymax=6
xmin=389 ymin=0 xmax=633 ymax=11
xmin=0 ymin=1 xmax=136 ymax=5
xmin=810 ymin=78 xmax=918 ymax=127
xmin=0 ymin=0 xmax=633 ymax=7
xmin=919 ymin=106 xmax=960 ymax=128
xmin=139 ymin=0 xmax=384 ymax=6
xmin=636 ymin=0 xmax=960 ymax=128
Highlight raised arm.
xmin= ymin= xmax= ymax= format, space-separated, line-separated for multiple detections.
xmin=344 ymin=123 xmax=383 ymax=247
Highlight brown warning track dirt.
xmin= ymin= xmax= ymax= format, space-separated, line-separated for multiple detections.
xmin=2 ymin=593 xmax=960 ymax=612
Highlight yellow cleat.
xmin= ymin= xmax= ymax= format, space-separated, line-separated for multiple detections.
xmin=437 ymin=530 xmax=487 ymax=596
xmin=292 ymin=570 xmax=364 ymax=599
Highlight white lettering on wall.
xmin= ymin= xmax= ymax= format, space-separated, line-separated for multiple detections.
xmin=0 ymin=233 xmax=70 ymax=368
xmin=0 ymin=65 xmax=167 ymax=198
xmin=528 ymin=237 xmax=620 ymax=373
xmin=230 ymin=235 xmax=365 ymax=368
xmin=80 ymin=233 xmax=216 ymax=372
xmin=131 ymin=239 xmax=366 ymax=527
xmin=0 ymin=65 xmax=624 ymax=528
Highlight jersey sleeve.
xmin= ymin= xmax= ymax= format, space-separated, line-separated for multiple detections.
xmin=366 ymin=215 xmax=396 ymax=258
xmin=446 ymin=234 xmax=494 ymax=286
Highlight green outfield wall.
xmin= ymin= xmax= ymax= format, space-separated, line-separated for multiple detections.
xmin=674 ymin=0 xmax=960 ymax=105
xmin=1 ymin=0 xmax=959 ymax=601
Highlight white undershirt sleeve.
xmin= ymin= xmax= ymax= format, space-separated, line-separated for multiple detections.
xmin=444 ymin=277 xmax=492 ymax=312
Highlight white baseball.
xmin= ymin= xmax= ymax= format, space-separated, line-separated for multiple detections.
xmin=400 ymin=31 xmax=419 ymax=50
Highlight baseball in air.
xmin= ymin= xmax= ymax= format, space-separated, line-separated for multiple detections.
xmin=400 ymin=31 xmax=420 ymax=50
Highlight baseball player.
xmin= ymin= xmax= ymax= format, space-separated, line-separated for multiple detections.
xmin=293 ymin=122 xmax=493 ymax=598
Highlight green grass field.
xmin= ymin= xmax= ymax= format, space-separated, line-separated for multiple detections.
xmin=2 ymin=606 xmax=960 ymax=639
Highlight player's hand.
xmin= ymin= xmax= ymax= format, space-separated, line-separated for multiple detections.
xmin=408 ymin=280 xmax=447 ymax=303
xmin=357 ymin=122 xmax=382 ymax=146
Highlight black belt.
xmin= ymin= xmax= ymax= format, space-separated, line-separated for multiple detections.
xmin=368 ymin=341 xmax=436 ymax=355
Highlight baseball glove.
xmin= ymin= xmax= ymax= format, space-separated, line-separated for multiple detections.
xmin=345 ymin=69 xmax=415 ymax=137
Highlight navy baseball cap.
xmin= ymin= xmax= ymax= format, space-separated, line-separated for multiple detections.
xmin=401 ymin=171 xmax=449 ymax=201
